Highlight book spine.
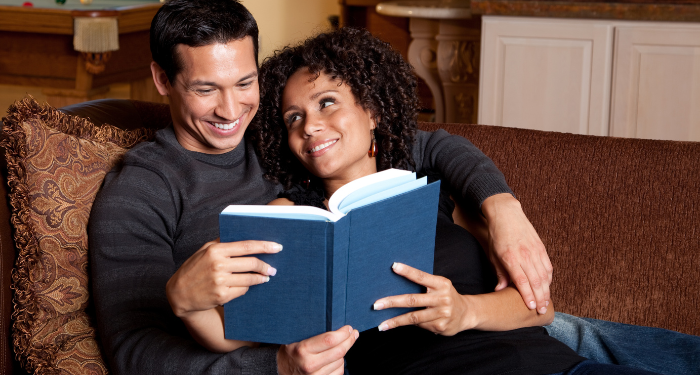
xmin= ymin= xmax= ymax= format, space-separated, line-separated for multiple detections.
xmin=328 ymin=217 xmax=350 ymax=331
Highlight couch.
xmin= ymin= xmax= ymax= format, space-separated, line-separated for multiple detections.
xmin=1 ymin=97 xmax=698 ymax=374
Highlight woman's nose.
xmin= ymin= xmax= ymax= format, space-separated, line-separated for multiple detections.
xmin=303 ymin=114 xmax=324 ymax=136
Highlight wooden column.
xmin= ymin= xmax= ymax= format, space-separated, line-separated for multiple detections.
xmin=436 ymin=18 xmax=481 ymax=124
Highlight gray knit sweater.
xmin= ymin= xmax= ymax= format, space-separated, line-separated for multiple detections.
xmin=89 ymin=126 xmax=512 ymax=375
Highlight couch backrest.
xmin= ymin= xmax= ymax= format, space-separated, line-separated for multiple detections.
xmin=0 ymin=147 xmax=21 ymax=375
xmin=2 ymin=99 xmax=698 ymax=375
xmin=420 ymin=123 xmax=700 ymax=336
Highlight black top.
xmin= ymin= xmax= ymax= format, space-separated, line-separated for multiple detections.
xmin=89 ymin=127 xmax=515 ymax=375
xmin=281 ymin=175 xmax=585 ymax=375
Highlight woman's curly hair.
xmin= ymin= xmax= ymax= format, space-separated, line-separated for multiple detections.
xmin=249 ymin=27 xmax=420 ymax=189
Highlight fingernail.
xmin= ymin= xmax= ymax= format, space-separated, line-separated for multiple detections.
xmin=272 ymin=243 xmax=283 ymax=252
xmin=354 ymin=330 xmax=359 ymax=339
xmin=348 ymin=326 xmax=353 ymax=333
xmin=373 ymin=302 xmax=385 ymax=310
xmin=392 ymin=262 xmax=402 ymax=271
xmin=263 ymin=276 xmax=270 ymax=283
xmin=267 ymin=266 xmax=277 ymax=276
xmin=539 ymin=307 xmax=547 ymax=314
xmin=545 ymin=300 xmax=550 ymax=307
xmin=378 ymin=323 xmax=389 ymax=332
xmin=529 ymin=301 xmax=536 ymax=309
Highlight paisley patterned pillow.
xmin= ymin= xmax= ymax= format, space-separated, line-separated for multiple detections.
xmin=2 ymin=97 xmax=154 ymax=374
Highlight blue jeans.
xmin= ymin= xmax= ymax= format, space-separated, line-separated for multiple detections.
xmin=549 ymin=359 xmax=662 ymax=375
xmin=545 ymin=312 xmax=700 ymax=375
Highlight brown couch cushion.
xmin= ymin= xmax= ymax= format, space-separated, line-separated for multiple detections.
xmin=419 ymin=122 xmax=700 ymax=336
xmin=1 ymin=97 xmax=154 ymax=374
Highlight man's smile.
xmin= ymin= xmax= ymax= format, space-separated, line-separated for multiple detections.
xmin=212 ymin=118 xmax=240 ymax=130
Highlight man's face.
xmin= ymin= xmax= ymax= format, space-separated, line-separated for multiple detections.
xmin=152 ymin=37 xmax=259 ymax=154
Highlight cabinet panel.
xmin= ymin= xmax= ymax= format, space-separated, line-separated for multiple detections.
xmin=479 ymin=17 xmax=613 ymax=135
xmin=611 ymin=26 xmax=700 ymax=141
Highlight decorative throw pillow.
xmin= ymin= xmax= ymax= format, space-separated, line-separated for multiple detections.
xmin=2 ymin=97 xmax=155 ymax=374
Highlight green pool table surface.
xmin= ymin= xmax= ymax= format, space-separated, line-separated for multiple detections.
xmin=0 ymin=0 xmax=160 ymax=11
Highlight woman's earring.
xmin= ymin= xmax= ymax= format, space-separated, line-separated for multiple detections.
xmin=368 ymin=129 xmax=377 ymax=157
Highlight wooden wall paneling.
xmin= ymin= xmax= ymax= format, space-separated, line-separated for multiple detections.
xmin=610 ymin=24 xmax=700 ymax=141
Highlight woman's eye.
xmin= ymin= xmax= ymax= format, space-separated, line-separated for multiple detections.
xmin=286 ymin=114 xmax=301 ymax=125
xmin=321 ymin=100 xmax=334 ymax=109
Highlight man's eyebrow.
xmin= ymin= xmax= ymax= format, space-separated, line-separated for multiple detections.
xmin=187 ymin=78 xmax=215 ymax=86
xmin=187 ymin=72 xmax=258 ymax=87
xmin=237 ymin=71 xmax=258 ymax=83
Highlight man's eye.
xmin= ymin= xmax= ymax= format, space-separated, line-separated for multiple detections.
xmin=320 ymin=99 xmax=335 ymax=108
xmin=196 ymin=89 xmax=214 ymax=95
xmin=239 ymin=81 xmax=253 ymax=88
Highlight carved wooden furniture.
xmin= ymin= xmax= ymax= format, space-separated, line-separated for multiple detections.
xmin=377 ymin=1 xmax=480 ymax=124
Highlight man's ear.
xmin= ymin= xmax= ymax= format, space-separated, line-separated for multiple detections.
xmin=150 ymin=61 xmax=171 ymax=96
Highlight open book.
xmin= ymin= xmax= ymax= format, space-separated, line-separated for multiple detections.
xmin=220 ymin=169 xmax=440 ymax=344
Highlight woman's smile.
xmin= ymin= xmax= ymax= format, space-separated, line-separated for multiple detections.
xmin=281 ymin=69 xmax=377 ymax=185
xmin=307 ymin=139 xmax=338 ymax=155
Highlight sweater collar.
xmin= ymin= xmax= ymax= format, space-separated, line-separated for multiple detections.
xmin=160 ymin=125 xmax=247 ymax=168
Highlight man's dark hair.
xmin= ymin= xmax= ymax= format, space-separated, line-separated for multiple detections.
xmin=250 ymin=27 xmax=419 ymax=190
xmin=150 ymin=0 xmax=259 ymax=83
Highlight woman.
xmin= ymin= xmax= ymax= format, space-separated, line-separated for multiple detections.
xmin=181 ymin=27 xmax=669 ymax=374
xmin=243 ymin=28 xmax=660 ymax=375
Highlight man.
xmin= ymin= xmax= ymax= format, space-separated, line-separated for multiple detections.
xmin=89 ymin=0 xmax=553 ymax=374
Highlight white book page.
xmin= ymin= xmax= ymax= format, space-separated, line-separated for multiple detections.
xmin=338 ymin=176 xmax=427 ymax=214
xmin=327 ymin=169 xmax=414 ymax=214
xmin=221 ymin=205 xmax=344 ymax=222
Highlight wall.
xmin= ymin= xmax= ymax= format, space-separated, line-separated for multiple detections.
xmin=0 ymin=0 xmax=340 ymax=116
xmin=243 ymin=0 xmax=340 ymax=60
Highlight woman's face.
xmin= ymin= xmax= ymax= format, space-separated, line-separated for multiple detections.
xmin=281 ymin=69 xmax=377 ymax=184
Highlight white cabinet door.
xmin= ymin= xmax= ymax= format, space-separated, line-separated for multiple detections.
xmin=479 ymin=16 xmax=613 ymax=135
xmin=610 ymin=25 xmax=700 ymax=141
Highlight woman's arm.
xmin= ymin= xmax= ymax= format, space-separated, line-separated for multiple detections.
xmin=414 ymin=130 xmax=552 ymax=314
xmin=462 ymin=285 xmax=555 ymax=331
xmin=91 ymin=166 xmax=280 ymax=374
xmin=372 ymin=263 xmax=554 ymax=336
xmin=176 ymin=197 xmax=295 ymax=353
xmin=177 ymin=306 xmax=256 ymax=353
xmin=165 ymin=238 xmax=282 ymax=353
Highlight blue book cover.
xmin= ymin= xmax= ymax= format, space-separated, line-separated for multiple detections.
xmin=220 ymin=173 xmax=440 ymax=344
